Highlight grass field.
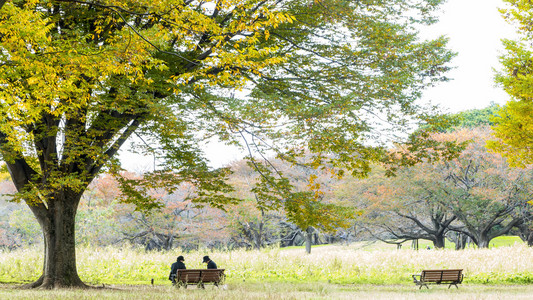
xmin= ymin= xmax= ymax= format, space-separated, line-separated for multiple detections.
xmin=0 ymin=238 xmax=532 ymax=286
xmin=0 ymin=238 xmax=532 ymax=298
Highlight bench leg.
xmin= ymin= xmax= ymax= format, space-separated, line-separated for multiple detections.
xmin=448 ymin=283 xmax=458 ymax=289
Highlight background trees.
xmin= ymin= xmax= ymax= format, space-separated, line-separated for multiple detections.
xmin=437 ymin=128 xmax=531 ymax=248
xmin=355 ymin=166 xmax=455 ymax=249
xmin=357 ymin=125 xmax=533 ymax=249
xmin=0 ymin=122 xmax=531 ymax=252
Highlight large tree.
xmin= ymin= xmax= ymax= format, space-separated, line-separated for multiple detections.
xmin=0 ymin=0 xmax=452 ymax=288
xmin=433 ymin=128 xmax=531 ymax=248
xmin=357 ymin=165 xmax=456 ymax=249
xmin=490 ymin=0 xmax=533 ymax=166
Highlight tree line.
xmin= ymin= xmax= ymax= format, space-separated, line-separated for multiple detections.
xmin=2 ymin=108 xmax=531 ymax=251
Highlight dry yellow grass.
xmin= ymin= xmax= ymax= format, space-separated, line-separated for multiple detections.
xmin=0 ymin=243 xmax=532 ymax=285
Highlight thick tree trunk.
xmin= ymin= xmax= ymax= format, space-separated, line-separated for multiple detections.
xmin=433 ymin=234 xmax=446 ymax=249
xmin=474 ymin=232 xmax=491 ymax=248
xmin=477 ymin=238 xmax=490 ymax=248
xmin=517 ymin=223 xmax=533 ymax=246
xmin=527 ymin=235 xmax=533 ymax=247
xmin=26 ymin=192 xmax=87 ymax=289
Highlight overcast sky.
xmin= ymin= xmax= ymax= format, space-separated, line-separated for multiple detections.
xmin=121 ymin=0 xmax=519 ymax=170
xmin=420 ymin=0 xmax=517 ymax=112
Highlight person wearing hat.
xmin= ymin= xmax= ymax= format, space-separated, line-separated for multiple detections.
xmin=169 ymin=255 xmax=186 ymax=283
xmin=202 ymin=255 xmax=217 ymax=269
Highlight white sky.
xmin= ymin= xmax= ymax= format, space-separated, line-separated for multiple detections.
xmin=420 ymin=0 xmax=516 ymax=112
xmin=121 ymin=0 xmax=518 ymax=170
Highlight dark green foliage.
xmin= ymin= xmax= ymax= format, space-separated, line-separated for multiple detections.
xmin=453 ymin=103 xmax=499 ymax=128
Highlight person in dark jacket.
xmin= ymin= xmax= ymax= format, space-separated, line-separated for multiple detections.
xmin=202 ymin=255 xmax=217 ymax=269
xmin=169 ymin=255 xmax=186 ymax=283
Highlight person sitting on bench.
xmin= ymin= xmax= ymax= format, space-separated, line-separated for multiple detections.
xmin=169 ymin=255 xmax=186 ymax=283
xmin=202 ymin=256 xmax=217 ymax=269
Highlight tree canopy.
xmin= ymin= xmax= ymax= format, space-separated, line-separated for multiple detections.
xmin=490 ymin=0 xmax=533 ymax=167
xmin=0 ymin=0 xmax=452 ymax=288
xmin=453 ymin=103 xmax=499 ymax=129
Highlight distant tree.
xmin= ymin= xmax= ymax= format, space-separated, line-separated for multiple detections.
xmin=357 ymin=166 xmax=456 ymax=249
xmin=225 ymin=160 xmax=278 ymax=250
xmin=8 ymin=208 xmax=42 ymax=246
xmin=453 ymin=104 xmax=499 ymax=128
xmin=515 ymin=211 xmax=533 ymax=246
xmin=225 ymin=198 xmax=283 ymax=249
xmin=250 ymin=158 xmax=356 ymax=254
xmin=438 ymin=128 xmax=532 ymax=248
xmin=75 ymin=205 xmax=119 ymax=246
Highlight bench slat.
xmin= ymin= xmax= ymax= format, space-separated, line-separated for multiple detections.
xmin=175 ymin=269 xmax=225 ymax=285
xmin=413 ymin=269 xmax=463 ymax=289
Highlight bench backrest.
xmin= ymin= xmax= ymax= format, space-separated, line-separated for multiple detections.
xmin=176 ymin=269 xmax=225 ymax=284
xmin=421 ymin=269 xmax=462 ymax=282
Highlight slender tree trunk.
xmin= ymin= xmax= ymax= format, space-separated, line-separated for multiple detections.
xmin=411 ymin=239 xmax=419 ymax=250
xmin=257 ymin=209 xmax=264 ymax=250
xmin=304 ymin=227 xmax=314 ymax=254
xmin=454 ymin=233 xmax=467 ymax=250
xmin=25 ymin=191 xmax=86 ymax=289
xmin=254 ymin=220 xmax=263 ymax=250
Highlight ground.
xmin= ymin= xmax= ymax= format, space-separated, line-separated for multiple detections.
xmin=1 ymin=283 xmax=533 ymax=299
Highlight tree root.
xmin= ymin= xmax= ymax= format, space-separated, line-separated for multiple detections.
xmin=18 ymin=275 xmax=95 ymax=290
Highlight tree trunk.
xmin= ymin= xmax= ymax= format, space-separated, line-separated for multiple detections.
xmin=25 ymin=192 xmax=87 ymax=289
xmin=254 ymin=220 xmax=263 ymax=250
xmin=527 ymin=234 xmax=533 ymax=247
xmin=256 ymin=209 xmax=265 ymax=250
xmin=476 ymin=235 xmax=490 ymax=248
xmin=304 ymin=227 xmax=314 ymax=254
xmin=517 ymin=223 xmax=533 ymax=246
xmin=454 ymin=233 xmax=467 ymax=250
xmin=411 ymin=239 xmax=419 ymax=250
xmin=433 ymin=234 xmax=446 ymax=249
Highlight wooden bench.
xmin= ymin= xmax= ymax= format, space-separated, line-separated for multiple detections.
xmin=412 ymin=269 xmax=463 ymax=289
xmin=173 ymin=269 xmax=225 ymax=289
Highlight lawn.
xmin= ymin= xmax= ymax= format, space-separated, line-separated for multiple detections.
xmin=1 ymin=283 xmax=533 ymax=299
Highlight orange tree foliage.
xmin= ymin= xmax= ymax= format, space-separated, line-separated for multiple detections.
xmin=0 ymin=0 xmax=452 ymax=286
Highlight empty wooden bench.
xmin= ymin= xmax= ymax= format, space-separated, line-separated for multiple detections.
xmin=173 ymin=269 xmax=225 ymax=289
xmin=412 ymin=269 xmax=463 ymax=289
